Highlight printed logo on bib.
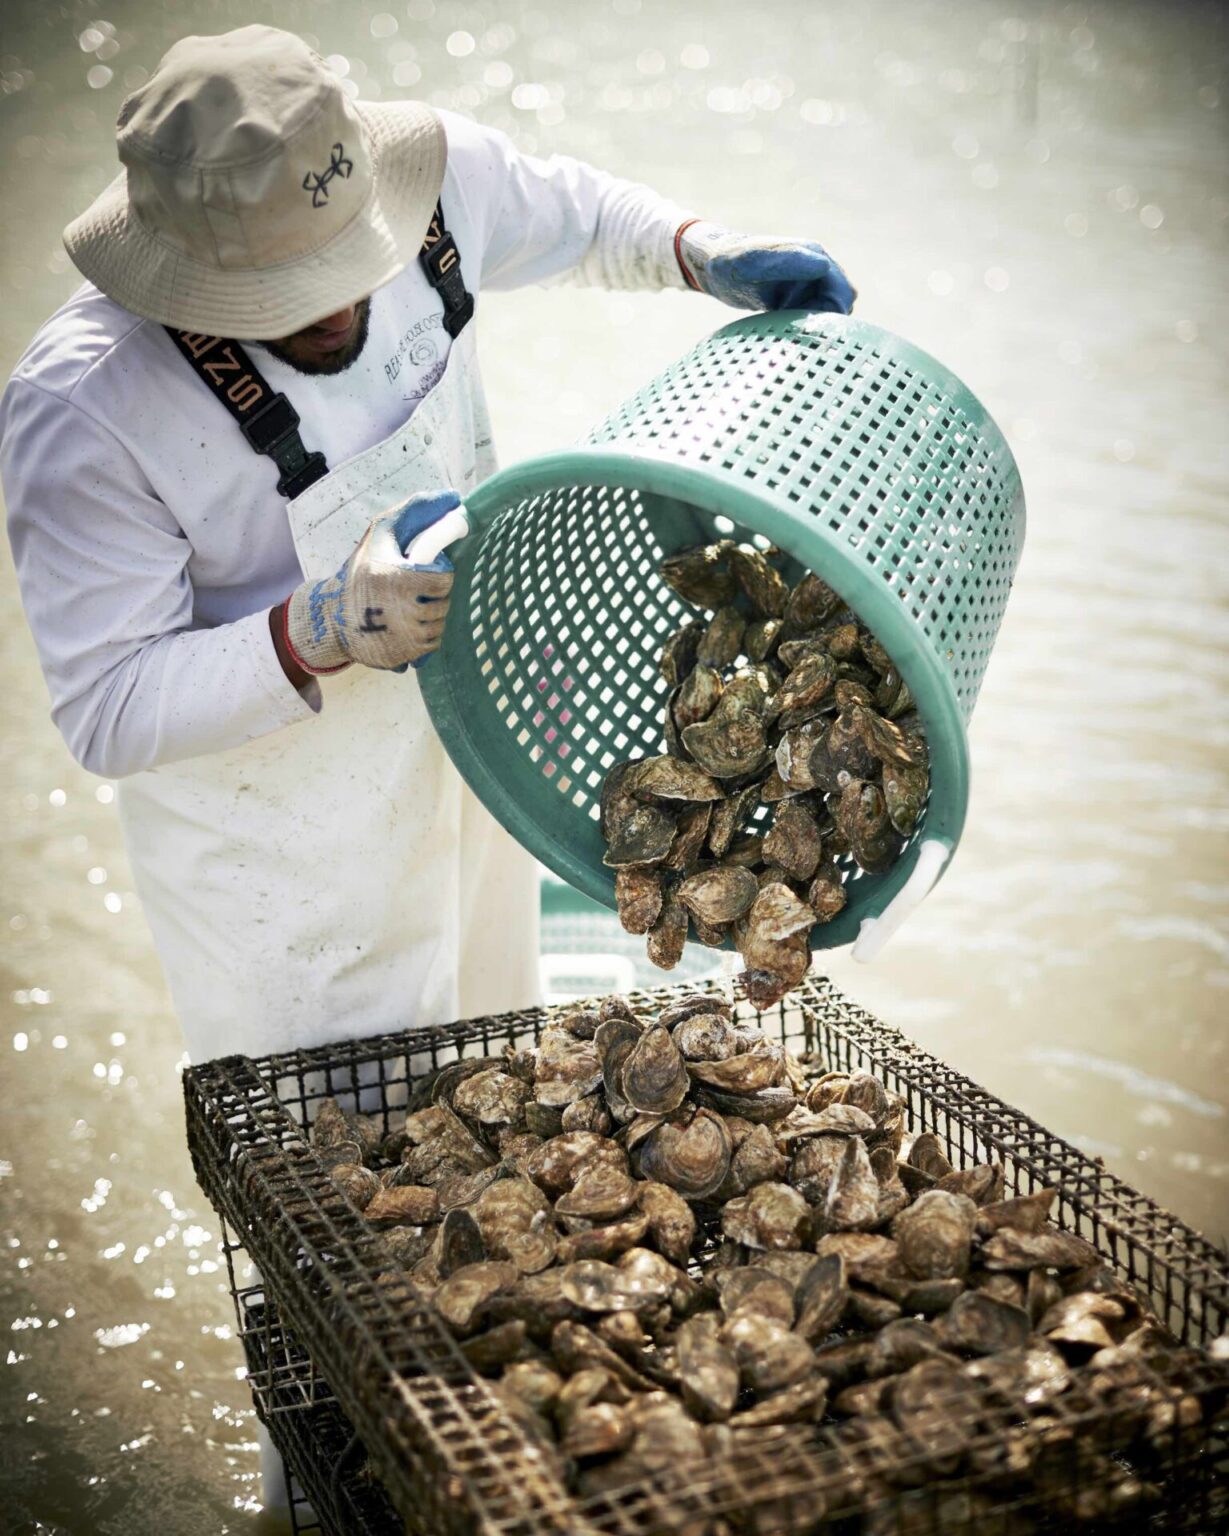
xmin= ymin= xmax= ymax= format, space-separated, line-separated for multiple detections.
xmin=383 ymin=313 xmax=444 ymax=385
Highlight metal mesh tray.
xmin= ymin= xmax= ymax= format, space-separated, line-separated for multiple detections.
xmin=185 ymin=976 xmax=1229 ymax=1535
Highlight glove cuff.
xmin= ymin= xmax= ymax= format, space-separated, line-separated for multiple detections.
xmin=674 ymin=218 xmax=705 ymax=290
xmin=282 ymin=591 xmax=351 ymax=677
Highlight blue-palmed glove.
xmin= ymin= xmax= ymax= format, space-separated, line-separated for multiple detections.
xmin=281 ymin=490 xmax=457 ymax=675
xmin=676 ymin=220 xmax=856 ymax=314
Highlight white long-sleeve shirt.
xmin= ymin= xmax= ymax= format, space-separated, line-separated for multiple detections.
xmin=2 ymin=108 xmax=693 ymax=779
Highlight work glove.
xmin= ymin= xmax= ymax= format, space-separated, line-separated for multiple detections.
xmin=280 ymin=490 xmax=457 ymax=675
xmin=676 ymin=220 xmax=856 ymax=315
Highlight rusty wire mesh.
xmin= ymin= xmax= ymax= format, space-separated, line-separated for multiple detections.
xmin=185 ymin=976 xmax=1229 ymax=1536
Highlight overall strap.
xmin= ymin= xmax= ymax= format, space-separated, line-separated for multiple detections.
xmin=164 ymin=329 xmax=329 ymax=499
xmin=419 ymin=198 xmax=475 ymax=338
xmin=165 ymin=198 xmax=473 ymax=497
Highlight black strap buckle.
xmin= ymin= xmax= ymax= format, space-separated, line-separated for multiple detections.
xmin=241 ymin=393 xmax=300 ymax=454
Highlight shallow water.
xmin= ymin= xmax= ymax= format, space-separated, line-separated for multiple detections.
xmin=1 ymin=0 xmax=1226 ymax=1529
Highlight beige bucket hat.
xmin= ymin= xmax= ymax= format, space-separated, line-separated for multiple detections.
xmin=64 ymin=25 xmax=445 ymax=339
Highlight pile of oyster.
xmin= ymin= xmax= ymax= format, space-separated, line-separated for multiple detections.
xmin=310 ymin=992 xmax=1212 ymax=1526
xmin=601 ymin=540 xmax=929 ymax=1005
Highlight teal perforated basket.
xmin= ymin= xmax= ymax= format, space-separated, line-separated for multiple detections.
xmin=421 ymin=312 xmax=1025 ymax=958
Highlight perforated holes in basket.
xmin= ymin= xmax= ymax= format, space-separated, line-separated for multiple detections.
xmin=588 ymin=321 xmax=1022 ymax=720
xmin=470 ymin=484 xmax=691 ymax=818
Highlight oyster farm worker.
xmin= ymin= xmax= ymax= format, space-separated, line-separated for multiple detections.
xmin=1 ymin=26 xmax=855 ymax=1063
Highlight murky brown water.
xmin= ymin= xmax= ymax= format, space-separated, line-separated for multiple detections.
xmin=1 ymin=0 xmax=1226 ymax=1529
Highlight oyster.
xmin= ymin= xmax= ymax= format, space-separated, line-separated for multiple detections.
xmin=673 ymin=664 xmax=724 ymax=729
xmin=768 ymin=651 xmax=838 ymax=730
xmin=659 ymin=619 xmax=703 ymax=686
xmin=620 ymin=1025 xmax=690 ymax=1114
xmin=659 ymin=542 xmax=737 ymax=610
xmin=762 ymin=800 xmax=824 ymax=881
xmin=671 ymin=1011 xmax=743 ymax=1062
xmin=781 ymin=571 xmax=843 ymax=639
xmin=452 ymin=1067 xmax=531 ymax=1127
xmin=434 ymin=1260 xmax=519 ymax=1334
xmin=706 ymin=782 xmax=761 ymax=858
xmin=721 ymin=1312 xmax=815 ymax=1396
xmin=697 ymin=605 xmax=746 ymax=669
xmin=636 ymin=1181 xmax=696 ymax=1268
xmin=637 ymin=1108 xmax=732 ymax=1199
xmin=744 ymin=616 xmax=784 ymax=663
xmin=600 ymin=761 xmax=676 ymax=868
xmin=834 ymin=779 xmax=898 ymax=874
xmin=611 ymin=866 xmax=663 ymax=933
xmin=936 ymin=1291 xmax=1032 ymax=1356
xmin=822 ymin=1136 xmax=882 ymax=1233
xmin=677 ymin=865 xmax=759 ymax=926
xmin=721 ymin=1182 xmax=810 ymax=1251
xmin=627 ymin=755 xmax=723 ymax=804
xmin=729 ymin=544 xmax=790 ymax=618
xmin=362 ymin=1183 xmax=440 ymax=1226
xmin=645 ymin=894 xmax=688 ymax=970
xmin=675 ymin=1314 xmax=741 ymax=1422
xmin=795 ymin=1253 xmax=848 ymax=1343
xmin=892 ymin=1190 xmax=979 ymax=1280
xmin=555 ymin=1159 xmax=641 ymax=1221
xmin=534 ymin=1031 xmax=604 ymax=1107
xmin=681 ymin=706 xmax=770 ymax=780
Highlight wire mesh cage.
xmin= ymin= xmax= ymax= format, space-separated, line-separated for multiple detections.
xmin=421 ymin=314 xmax=1026 ymax=952
xmin=186 ymin=979 xmax=1229 ymax=1536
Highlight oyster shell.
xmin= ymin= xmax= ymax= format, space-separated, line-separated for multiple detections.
xmin=627 ymin=755 xmax=723 ymax=804
xmin=659 ymin=619 xmax=703 ymax=686
xmin=675 ymin=1313 xmax=741 ymax=1422
xmin=645 ymin=894 xmax=688 ymax=970
xmin=673 ymin=664 xmax=724 ymax=729
xmin=534 ymin=1031 xmax=604 ymax=1107
xmin=637 ymin=1108 xmax=732 ymax=1199
xmin=762 ymin=800 xmax=824 ymax=882
xmin=452 ymin=1068 xmax=531 ymax=1128
xmin=636 ymin=1181 xmax=696 ymax=1268
xmin=620 ymin=1025 xmax=690 ymax=1114
xmin=721 ymin=1181 xmax=810 ymax=1251
xmin=697 ymin=605 xmax=746 ymax=669
xmin=677 ymin=865 xmax=759 ymax=926
xmin=614 ymin=866 xmax=664 ymax=936
xmin=671 ymin=1012 xmax=743 ymax=1062
xmin=728 ymin=544 xmax=789 ymax=617
xmin=659 ymin=542 xmax=737 ymax=610
xmin=892 ymin=1190 xmax=979 ymax=1280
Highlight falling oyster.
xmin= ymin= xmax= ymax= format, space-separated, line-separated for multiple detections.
xmin=614 ymin=866 xmax=663 ymax=936
xmin=677 ymin=865 xmax=759 ymax=926
xmin=661 ymin=803 xmax=713 ymax=873
xmin=762 ymin=800 xmax=824 ymax=882
xmin=645 ymin=894 xmax=689 ymax=970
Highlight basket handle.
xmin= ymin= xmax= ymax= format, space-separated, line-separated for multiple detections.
xmin=852 ymin=838 xmax=950 ymax=963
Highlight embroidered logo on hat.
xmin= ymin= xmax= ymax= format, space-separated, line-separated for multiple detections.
xmin=302 ymin=142 xmax=354 ymax=209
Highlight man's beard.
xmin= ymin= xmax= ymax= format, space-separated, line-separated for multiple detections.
xmin=263 ymin=298 xmax=373 ymax=376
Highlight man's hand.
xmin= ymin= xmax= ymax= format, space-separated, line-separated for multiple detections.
xmin=276 ymin=490 xmax=458 ymax=677
xmin=676 ymin=221 xmax=855 ymax=315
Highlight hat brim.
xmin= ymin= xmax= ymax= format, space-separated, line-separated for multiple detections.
xmin=62 ymin=101 xmax=446 ymax=340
